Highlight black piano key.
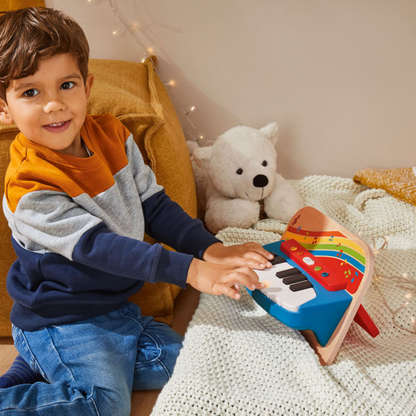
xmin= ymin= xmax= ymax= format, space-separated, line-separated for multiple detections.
xmin=282 ymin=274 xmax=308 ymax=285
xmin=275 ymin=268 xmax=303 ymax=279
xmin=270 ymin=255 xmax=286 ymax=265
xmin=290 ymin=280 xmax=313 ymax=292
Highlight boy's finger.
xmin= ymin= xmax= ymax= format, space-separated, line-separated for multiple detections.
xmin=240 ymin=253 xmax=273 ymax=268
xmin=244 ymin=243 xmax=274 ymax=260
xmin=243 ymin=257 xmax=273 ymax=271
xmin=219 ymin=284 xmax=240 ymax=299
xmin=229 ymin=271 xmax=265 ymax=292
xmin=240 ymin=247 xmax=274 ymax=262
xmin=232 ymin=268 xmax=261 ymax=291
xmin=231 ymin=258 xmax=268 ymax=270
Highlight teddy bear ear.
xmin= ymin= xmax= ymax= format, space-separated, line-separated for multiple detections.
xmin=260 ymin=122 xmax=279 ymax=145
xmin=192 ymin=146 xmax=214 ymax=169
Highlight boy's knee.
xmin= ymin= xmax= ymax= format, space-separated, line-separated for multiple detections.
xmin=155 ymin=327 xmax=183 ymax=379
xmin=91 ymin=387 xmax=131 ymax=416
xmin=164 ymin=331 xmax=183 ymax=373
xmin=133 ymin=327 xmax=183 ymax=391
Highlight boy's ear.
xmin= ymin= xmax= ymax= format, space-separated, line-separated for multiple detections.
xmin=0 ymin=99 xmax=14 ymax=125
xmin=84 ymin=73 xmax=94 ymax=100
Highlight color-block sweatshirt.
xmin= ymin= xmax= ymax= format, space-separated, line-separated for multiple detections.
xmin=3 ymin=114 xmax=219 ymax=331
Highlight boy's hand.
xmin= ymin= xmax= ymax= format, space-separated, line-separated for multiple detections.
xmin=186 ymin=258 xmax=265 ymax=300
xmin=202 ymin=242 xmax=274 ymax=270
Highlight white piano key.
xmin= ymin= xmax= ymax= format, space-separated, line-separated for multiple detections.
xmin=261 ymin=276 xmax=286 ymax=288
xmin=260 ymin=277 xmax=287 ymax=306
xmin=287 ymin=291 xmax=316 ymax=308
xmin=272 ymin=262 xmax=295 ymax=273
xmin=266 ymin=287 xmax=316 ymax=313
xmin=254 ymin=269 xmax=275 ymax=282
xmin=254 ymin=261 xmax=293 ymax=282
xmin=257 ymin=269 xmax=317 ymax=313
xmin=280 ymin=288 xmax=316 ymax=312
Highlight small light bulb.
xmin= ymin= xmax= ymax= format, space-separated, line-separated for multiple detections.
xmin=185 ymin=106 xmax=195 ymax=115
xmin=112 ymin=25 xmax=124 ymax=36
xmin=164 ymin=80 xmax=175 ymax=87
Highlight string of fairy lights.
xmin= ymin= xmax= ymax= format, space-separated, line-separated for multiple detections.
xmin=369 ymin=236 xmax=416 ymax=335
xmin=87 ymin=0 xmax=205 ymax=145
xmin=86 ymin=0 xmax=415 ymax=335
xmin=356 ymin=234 xmax=416 ymax=335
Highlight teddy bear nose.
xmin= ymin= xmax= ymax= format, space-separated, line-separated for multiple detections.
xmin=253 ymin=174 xmax=269 ymax=188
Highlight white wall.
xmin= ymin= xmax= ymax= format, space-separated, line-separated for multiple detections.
xmin=47 ymin=0 xmax=416 ymax=179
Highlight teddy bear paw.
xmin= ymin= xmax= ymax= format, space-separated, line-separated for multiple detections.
xmin=205 ymin=199 xmax=260 ymax=233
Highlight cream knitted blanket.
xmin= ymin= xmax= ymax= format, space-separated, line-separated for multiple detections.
xmin=151 ymin=176 xmax=416 ymax=416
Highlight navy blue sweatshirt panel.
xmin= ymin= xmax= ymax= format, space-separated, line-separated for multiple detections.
xmin=142 ymin=190 xmax=220 ymax=258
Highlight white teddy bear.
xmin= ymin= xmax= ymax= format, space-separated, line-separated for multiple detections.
xmin=191 ymin=122 xmax=304 ymax=234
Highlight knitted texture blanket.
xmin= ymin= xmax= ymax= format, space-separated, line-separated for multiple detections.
xmin=151 ymin=176 xmax=416 ymax=416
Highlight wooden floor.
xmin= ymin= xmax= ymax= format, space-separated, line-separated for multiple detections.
xmin=0 ymin=286 xmax=201 ymax=416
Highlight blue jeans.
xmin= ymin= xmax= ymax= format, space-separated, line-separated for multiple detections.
xmin=0 ymin=302 xmax=183 ymax=416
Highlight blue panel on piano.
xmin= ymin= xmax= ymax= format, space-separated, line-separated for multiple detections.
xmin=246 ymin=240 xmax=353 ymax=346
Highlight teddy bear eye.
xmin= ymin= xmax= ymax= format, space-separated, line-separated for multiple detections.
xmin=236 ymin=168 xmax=243 ymax=175
xmin=262 ymin=160 xmax=268 ymax=167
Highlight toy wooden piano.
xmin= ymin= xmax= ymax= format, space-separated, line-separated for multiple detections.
xmin=246 ymin=206 xmax=379 ymax=365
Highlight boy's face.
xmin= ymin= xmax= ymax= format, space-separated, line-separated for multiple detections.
xmin=0 ymin=54 xmax=94 ymax=157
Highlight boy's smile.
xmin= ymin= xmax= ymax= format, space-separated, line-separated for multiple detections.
xmin=0 ymin=54 xmax=94 ymax=157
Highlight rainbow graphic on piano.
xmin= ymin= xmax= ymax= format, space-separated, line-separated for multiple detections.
xmin=285 ymin=224 xmax=366 ymax=295
xmin=246 ymin=206 xmax=379 ymax=365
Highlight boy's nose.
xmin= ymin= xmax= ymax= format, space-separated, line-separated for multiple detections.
xmin=43 ymin=95 xmax=66 ymax=113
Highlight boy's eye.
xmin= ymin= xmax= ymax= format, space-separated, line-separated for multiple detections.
xmin=23 ymin=89 xmax=39 ymax=98
xmin=61 ymin=81 xmax=75 ymax=90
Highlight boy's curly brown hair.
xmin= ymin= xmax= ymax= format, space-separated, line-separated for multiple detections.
xmin=0 ymin=7 xmax=89 ymax=101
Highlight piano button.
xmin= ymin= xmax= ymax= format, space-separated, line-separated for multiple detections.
xmin=302 ymin=256 xmax=315 ymax=266
xmin=275 ymin=268 xmax=303 ymax=279
xmin=289 ymin=280 xmax=314 ymax=292
xmin=282 ymin=274 xmax=308 ymax=285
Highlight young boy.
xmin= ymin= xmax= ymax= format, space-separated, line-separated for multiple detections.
xmin=0 ymin=7 xmax=273 ymax=415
